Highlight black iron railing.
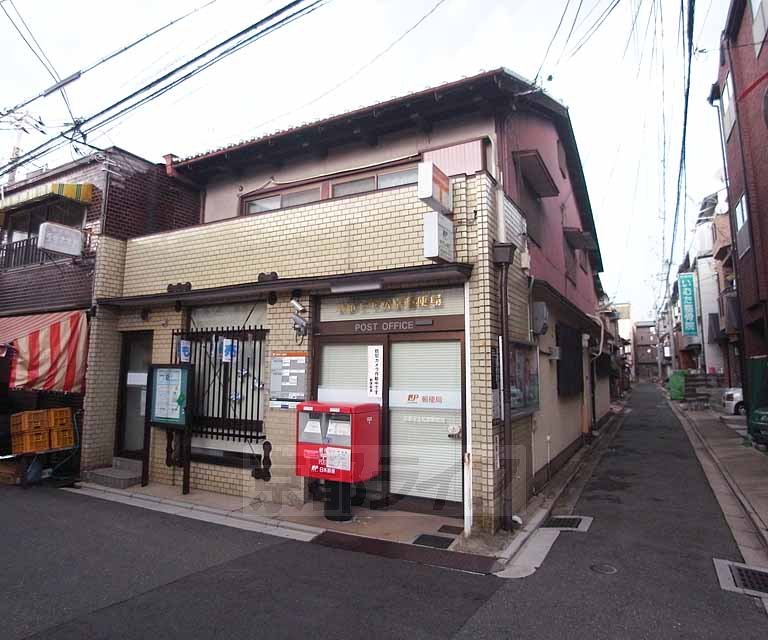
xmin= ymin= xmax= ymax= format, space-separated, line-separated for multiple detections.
xmin=171 ymin=326 xmax=268 ymax=442
xmin=0 ymin=237 xmax=45 ymax=269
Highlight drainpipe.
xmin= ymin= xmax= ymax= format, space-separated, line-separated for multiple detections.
xmin=493 ymin=242 xmax=517 ymax=531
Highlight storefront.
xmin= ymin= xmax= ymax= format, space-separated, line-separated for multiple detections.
xmin=312 ymin=286 xmax=466 ymax=516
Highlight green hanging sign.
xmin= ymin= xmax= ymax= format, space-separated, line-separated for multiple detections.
xmin=678 ymin=273 xmax=698 ymax=337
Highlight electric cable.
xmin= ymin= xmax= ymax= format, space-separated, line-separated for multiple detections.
xmin=534 ymin=0 xmax=572 ymax=85
xmin=0 ymin=0 xmax=329 ymax=178
xmin=1 ymin=0 xmax=221 ymax=118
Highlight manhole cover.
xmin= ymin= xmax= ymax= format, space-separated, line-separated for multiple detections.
xmin=542 ymin=517 xmax=583 ymax=529
xmin=731 ymin=565 xmax=768 ymax=594
xmin=590 ymin=563 xmax=618 ymax=575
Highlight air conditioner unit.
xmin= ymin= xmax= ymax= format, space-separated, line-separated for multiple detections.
xmin=548 ymin=346 xmax=561 ymax=360
xmin=532 ymin=302 xmax=549 ymax=336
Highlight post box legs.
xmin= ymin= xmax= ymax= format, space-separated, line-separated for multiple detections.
xmin=324 ymin=480 xmax=353 ymax=521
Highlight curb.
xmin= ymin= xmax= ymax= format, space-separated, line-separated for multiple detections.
xmin=65 ymin=483 xmax=325 ymax=540
xmin=666 ymin=399 xmax=768 ymax=552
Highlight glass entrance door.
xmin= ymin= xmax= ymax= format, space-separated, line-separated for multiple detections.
xmin=117 ymin=332 xmax=152 ymax=456
xmin=389 ymin=340 xmax=463 ymax=503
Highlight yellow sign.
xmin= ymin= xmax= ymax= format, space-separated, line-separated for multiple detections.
xmin=337 ymin=293 xmax=443 ymax=316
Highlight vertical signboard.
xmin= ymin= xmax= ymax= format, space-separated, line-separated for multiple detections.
xmin=678 ymin=273 xmax=698 ymax=337
xmin=367 ymin=345 xmax=383 ymax=399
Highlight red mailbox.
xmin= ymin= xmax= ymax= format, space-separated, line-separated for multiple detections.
xmin=295 ymin=401 xmax=381 ymax=483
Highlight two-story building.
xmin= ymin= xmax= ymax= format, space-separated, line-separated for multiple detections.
xmin=0 ymin=148 xmax=199 ymax=463
xmin=633 ymin=321 xmax=659 ymax=381
xmin=82 ymin=68 xmax=607 ymax=534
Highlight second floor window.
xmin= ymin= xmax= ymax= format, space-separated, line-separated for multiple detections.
xmin=752 ymin=0 xmax=767 ymax=56
xmin=242 ymin=166 xmax=418 ymax=216
xmin=721 ymin=72 xmax=736 ymax=136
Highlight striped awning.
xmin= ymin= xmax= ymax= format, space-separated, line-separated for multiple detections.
xmin=0 ymin=310 xmax=88 ymax=393
xmin=0 ymin=183 xmax=93 ymax=223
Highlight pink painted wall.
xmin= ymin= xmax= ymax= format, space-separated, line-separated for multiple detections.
xmin=498 ymin=111 xmax=599 ymax=317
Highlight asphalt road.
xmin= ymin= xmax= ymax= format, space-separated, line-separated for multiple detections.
xmin=1 ymin=384 xmax=766 ymax=639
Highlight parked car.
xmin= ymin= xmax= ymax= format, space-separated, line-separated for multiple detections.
xmin=721 ymin=388 xmax=746 ymax=416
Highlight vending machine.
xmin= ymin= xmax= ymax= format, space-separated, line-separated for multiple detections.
xmin=295 ymin=401 xmax=381 ymax=483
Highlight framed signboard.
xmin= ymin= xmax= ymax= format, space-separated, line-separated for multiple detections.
xmin=147 ymin=364 xmax=194 ymax=430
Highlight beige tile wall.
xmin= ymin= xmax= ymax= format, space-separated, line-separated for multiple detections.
xmin=84 ymin=175 xmax=533 ymax=532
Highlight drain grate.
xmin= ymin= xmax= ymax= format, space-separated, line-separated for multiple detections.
xmin=542 ymin=517 xmax=583 ymax=529
xmin=731 ymin=565 xmax=768 ymax=595
xmin=413 ymin=534 xmax=454 ymax=550
xmin=438 ymin=525 xmax=464 ymax=536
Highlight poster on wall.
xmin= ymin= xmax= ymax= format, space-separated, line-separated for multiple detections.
xmin=269 ymin=351 xmax=307 ymax=409
xmin=367 ymin=345 xmax=383 ymax=398
xmin=148 ymin=364 xmax=193 ymax=430
xmin=678 ymin=273 xmax=698 ymax=337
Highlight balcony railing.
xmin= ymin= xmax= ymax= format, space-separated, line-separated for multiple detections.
xmin=0 ymin=237 xmax=45 ymax=270
xmin=0 ymin=233 xmax=93 ymax=271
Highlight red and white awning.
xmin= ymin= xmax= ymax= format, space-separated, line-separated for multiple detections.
xmin=0 ymin=310 xmax=88 ymax=393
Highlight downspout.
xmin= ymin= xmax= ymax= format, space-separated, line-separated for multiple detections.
xmin=463 ymin=282 xmax=473 ymax=535
xmin=493 ymin=242 xmax=517 ymax=530
xmin=710 ymin=95 xmax=747 ymax=389
xmin=726 ymin=40 xmax=768 ymax=378
xmin=586 ymin=313 xmax=604 ymax=431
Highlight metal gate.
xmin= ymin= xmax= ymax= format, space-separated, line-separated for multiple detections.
xmin=171 ymin=326 xmax=267 ymax=442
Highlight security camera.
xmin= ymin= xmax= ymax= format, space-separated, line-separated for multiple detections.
xmin=290 ymin=298 xmax=305 ymax=313
xmin=292 ymin=313 xmax=308 ymax=337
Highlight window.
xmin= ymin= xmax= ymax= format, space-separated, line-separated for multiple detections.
xmin=578 ymin=249 xmax=588 ymax=272
xmin=556 ymin=140 xmax=568 ymax=179
xmin=564 ymin=236 xmax=577 ymax=282
xmin=721 ymin=72 xmax=736 ymax=136
xmin=735 ymin=194 xmax=751 ymax=256
xmin=377 ymin=167 xmax=418 ymax=189
xmin=3 ymin=201 xmax=84 ymax=245
xmin=244 ymin=187 xmax=322 ymax=215
xmin=246 ymin=195 xmax=281 ymax=214
xmin=519 ymin=177 xmax=544 ymax=246
xmin=331 ymin=176 xmax=376 ymax=197
xmin=752 ymin=0 xmax=767 ymax=56
xmin=282 ymin=187 xmax=321 ymax=207
xmin=509 ymin=343 xmax=539 ymax=410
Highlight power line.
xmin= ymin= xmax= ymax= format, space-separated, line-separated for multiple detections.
xmin=0 ymin=0 xmax=330 ymax=178
xmin=567 ymin=0 xmax=623 ymax=59
xmin=2 ymin=0 xmax=75 ymax=124
xmin=1 ymin=0 xmax=221 ymax=119
xmin=534 ymin=0 xmax=571 ymax=84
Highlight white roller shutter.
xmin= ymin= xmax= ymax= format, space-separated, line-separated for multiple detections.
xmin=389 ymin=341 xmax=463 ymax=503
xmin=318 ymin=343 xmax=380 ymax=404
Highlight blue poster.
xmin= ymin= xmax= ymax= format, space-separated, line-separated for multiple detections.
xmin=678 ymin=273 xmax=698 ymax=337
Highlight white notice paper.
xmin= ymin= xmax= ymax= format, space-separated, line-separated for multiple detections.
xmin=327 ymin=420 xmax=351 ymax=436
xmin=325 ymin=447 xmax=351 ymax=471
xmin=155 ymin=368 xmax=181 ymax=420
xmin=367 ymin=345 xmax=383 ymax=399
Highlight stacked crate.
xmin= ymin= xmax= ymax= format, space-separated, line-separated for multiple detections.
xmin=10 ymin=410 xmax=50 ymax=453
xmin=10 ymin=408 xmax=74 ymax=454
xmin=48 ymin=408 xmax=75 ymax=449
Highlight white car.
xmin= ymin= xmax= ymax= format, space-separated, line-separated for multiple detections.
xmin=721 ymin=388 xmax=746 ymax=416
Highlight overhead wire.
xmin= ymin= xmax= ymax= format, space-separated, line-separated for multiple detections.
xmin=534 ymin=0 xmax=572 ymax=84
xmin=1 ymin=0 xmax=75 ymax=123
xmin=0 ymin=0 xmax=330 ymax=178
xmin=1 ymin=0 xmax=221 ymax=119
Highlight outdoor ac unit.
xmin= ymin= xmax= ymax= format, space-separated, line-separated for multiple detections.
xmin=532 ymin=302 xmax=549 ymax=336
xmin=548 ymin=346 xmax=561 ymax=360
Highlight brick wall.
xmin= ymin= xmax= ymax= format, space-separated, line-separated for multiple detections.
xmin=719 ymin=7 xmax=768 ymax=355
xmin=103 ymin=152 xmax=200 ymax=240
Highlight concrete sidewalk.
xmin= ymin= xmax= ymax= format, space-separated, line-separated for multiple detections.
xmin=670 ymin=402 xmax=768 ymax=559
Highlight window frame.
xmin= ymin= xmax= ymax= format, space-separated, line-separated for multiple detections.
xmin=240 ymin=164 xmax=418 ymax=217
xmin=751 ymin=0 xmax=767 ymax=57
xmin=563 ymin=235 xmax=577 ymax=283
xmin=721 ymin=72 xmax=736 ymax=138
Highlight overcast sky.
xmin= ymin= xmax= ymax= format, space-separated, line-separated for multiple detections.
xmin=1 ymin=0 xmax=731 ymax=320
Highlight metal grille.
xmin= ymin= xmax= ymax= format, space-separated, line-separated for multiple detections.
xmin=731 ymin=566 xmax=768 ymax=595
xmin=171 ymin=326 xmax=267 ymax=442
xmin=542 ymin=516 xmax=583 ymax=529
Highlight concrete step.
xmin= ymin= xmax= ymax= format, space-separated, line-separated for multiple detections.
xmin=87 ymin=467 xmax=141 ymax=490
xmin=112 ymin=457 xmax=143 ymax=474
